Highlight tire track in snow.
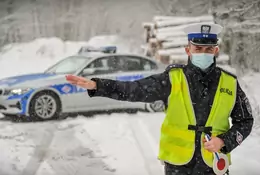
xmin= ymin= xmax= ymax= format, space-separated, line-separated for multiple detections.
xmin=0 ymin=118 xmax=116 ymax=175
xmin=78 ymin=114 xmax=156 ymax=175
xmin=21 ymin=123 xmax=56 ymax=175
xmin=34 ymin=119 xmax=115 ymax=175
xmin=128 ymin=116 xmax=164 ymax=175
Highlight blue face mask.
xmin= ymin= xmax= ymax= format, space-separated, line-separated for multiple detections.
xmin=191 ymin=53 xmax=214 ymax=70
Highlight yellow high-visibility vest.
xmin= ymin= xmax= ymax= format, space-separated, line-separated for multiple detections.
xmin=158 ymin=68 xmax=237 ymax=167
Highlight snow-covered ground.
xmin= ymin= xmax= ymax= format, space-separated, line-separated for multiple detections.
xmin=0 ymin=37 xmax=259 ymax=175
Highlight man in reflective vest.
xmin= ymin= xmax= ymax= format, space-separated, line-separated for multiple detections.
xmin=65 ymin=23 xmax=254 ymax=175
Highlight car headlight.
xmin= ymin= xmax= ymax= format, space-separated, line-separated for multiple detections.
xmin=6 ymin=88 xmax=32 ymax=95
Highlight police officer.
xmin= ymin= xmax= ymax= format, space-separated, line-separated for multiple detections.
xmin=66 ymin=23 xmax=254 ymax=175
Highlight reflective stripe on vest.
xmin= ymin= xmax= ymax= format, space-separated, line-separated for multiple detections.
xmin=158 ymin=68 xmax=237 ymax=167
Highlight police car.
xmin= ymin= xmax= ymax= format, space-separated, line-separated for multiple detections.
xmin=0 ymin=46 xmax=166 ymax=120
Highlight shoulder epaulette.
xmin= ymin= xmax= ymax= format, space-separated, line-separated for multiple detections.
xmin=166 ymin=64 xmax=185 ymax=72
xmin=218 ymin=67 xmax=237 ymax=79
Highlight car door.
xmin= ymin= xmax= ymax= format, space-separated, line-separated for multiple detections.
xmin=114 ymin=55 xmax=159 ymax=80
xmin=108 ymin=55 xmax=160 ymax=108
xmin=73 ymin=56 xmax=121 ymax=111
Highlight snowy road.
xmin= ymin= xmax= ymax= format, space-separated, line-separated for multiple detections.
xmin=1 ymin=112 xmax=260 ymax=175
xmin=0 ymin=116 xmax=116 ymax=175
xmin=0 ymin=38 xmax=260 ymax=175
xmin=0 ymin=113 xmax=165 ymax=175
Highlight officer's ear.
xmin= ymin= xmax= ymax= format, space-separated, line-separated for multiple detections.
xmin=214 ymin=46 xmax=219 ymax=56
xmin=185 ymin=43 xmax=192 ymax=57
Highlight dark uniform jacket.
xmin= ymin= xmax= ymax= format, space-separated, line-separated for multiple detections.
xmin=87 ymin=61 xmax=254 ymax=175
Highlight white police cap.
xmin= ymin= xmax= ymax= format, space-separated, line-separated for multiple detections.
xmin=183 ymin=23 xmax=223 ymax=46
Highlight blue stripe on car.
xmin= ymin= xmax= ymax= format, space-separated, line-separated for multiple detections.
xmin=6 ymin=83 xmax=87 ymax=115
xmin=6 ymin=89 xmax=35 ymax=115
xmin=7 ymin=89 xmax=35 ymax=100
xmin=51 ymin=83 xmax=87 ymax=94
xmin=20 ymin=90 xmax=35 ymax=114
xmin=51 ymin=84 xmax=75 ymax=94
xmin=7 ymin=83 xmax=86 ymax=101
xmin=116 ymin=75 xmax=144 ymax=81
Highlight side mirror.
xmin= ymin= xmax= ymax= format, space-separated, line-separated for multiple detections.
xmin=81 ymin=68 xmax=96 ymax=76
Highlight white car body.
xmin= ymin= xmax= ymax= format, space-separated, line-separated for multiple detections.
xmin=0 ymin=49 xmax=166 ymax=118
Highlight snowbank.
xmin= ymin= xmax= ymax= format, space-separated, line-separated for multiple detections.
xmin=0 ymin=38 xmax=87 ymax=79
xmin=240 ymin=73 xmax=260 ymax=129
xmin=0 ymin=37 xmax=86 ymax=60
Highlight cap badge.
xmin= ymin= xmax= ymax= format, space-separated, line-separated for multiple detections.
xmin=201 ymin=25 xmax=211 ymax=34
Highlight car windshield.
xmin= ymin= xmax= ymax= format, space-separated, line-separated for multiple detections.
xmin=44 ymin=56 xmax=90 ymax=74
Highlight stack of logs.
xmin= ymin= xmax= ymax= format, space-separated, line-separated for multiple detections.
xmin=141 ymin=15 xmax=229 ymax=65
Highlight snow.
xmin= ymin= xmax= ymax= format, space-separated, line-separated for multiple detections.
xmin=155 ymin=16 xmax=214 ymax=28
xmin=0 ymin=38 xmax=87 ymax=79
xmin=156 ymin=21 xmax=215 ymax=34
xmin=153 ymin=15 xmax=214 ymax=22
xmin=155 ymin=31 xmax=187 ymax=41
xmin=0 ymin=38 xmax=260 ymax=175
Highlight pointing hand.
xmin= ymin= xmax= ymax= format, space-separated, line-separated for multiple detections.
xmin=65 ymin=75 xmax=97 ymax=90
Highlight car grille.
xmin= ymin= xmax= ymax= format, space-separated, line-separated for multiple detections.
xmin=0 ymin=105 xmax=6 ymax=110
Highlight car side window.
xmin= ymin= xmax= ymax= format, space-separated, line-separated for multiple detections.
xmin=49 ymin=57 xmax=87 ymax=74
xmin=84 ymin=56 xmax=119 ymax=75
xmin=117 ymin=56 xmax=157 ymax=71
xmin=141 ymin=59 xmax=158 ymax=70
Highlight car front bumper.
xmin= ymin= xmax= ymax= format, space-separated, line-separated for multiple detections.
xmin=0 ymin=96 xmax=23 ymax=115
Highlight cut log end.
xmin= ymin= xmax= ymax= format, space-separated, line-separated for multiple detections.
xmin=142 ymin=22 xmax=154 ymax=29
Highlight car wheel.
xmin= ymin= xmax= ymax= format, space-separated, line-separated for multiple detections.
xmin=29 ymin=91 xmax=61 ymax=121
xmin=145 ymin=101 xmax=165 ymax=112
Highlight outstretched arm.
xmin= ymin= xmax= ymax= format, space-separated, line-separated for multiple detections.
xmin=88 ymin=71 xmax=171 ymax=103
xmin=66 ymin=71 xmax=171 ymax=103
xmin=217 ymin=81 xmax=254 ymax=153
